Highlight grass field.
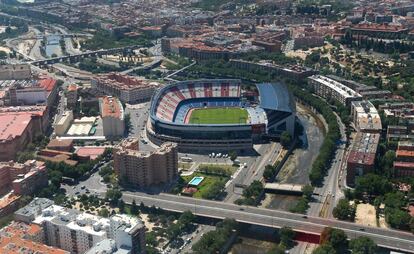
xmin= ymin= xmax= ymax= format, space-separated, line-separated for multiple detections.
xmin=189 ymin=107 xmax=248 ymax=124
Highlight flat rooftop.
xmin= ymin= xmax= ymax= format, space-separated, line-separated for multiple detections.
xmin=95 ymin=73 xmax=158 ymax=91
xmin=100 ymin=96 xmax=124 ymax=119
xmin=309 ymin=75 xmax=362 ymax=99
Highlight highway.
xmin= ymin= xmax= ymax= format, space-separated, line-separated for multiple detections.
xmin=120 ymin=191 xmax=414 ymax=253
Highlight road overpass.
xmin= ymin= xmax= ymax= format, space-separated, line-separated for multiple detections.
xmin=120 ymin=191 xmax=414 ymax=253
xmin=30 ymin=45 xmax=141 ymax=66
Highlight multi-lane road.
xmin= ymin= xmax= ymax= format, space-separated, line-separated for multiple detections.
xmin=119 ymin=191 xmax=414 ymax=253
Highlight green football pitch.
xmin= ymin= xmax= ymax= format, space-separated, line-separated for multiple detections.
xmin=189 ymin=107 xmax=248 ymax=124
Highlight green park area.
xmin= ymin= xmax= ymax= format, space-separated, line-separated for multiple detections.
xmin=182 ymin=173 xmax=228 ymax=199
xmin=174 ymin=164 xmax=237 ymax=199
xmin=189 ymin=107 xmax=248 ymax=124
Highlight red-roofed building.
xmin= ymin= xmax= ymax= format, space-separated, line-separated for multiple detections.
xmin=0 ymin=107 xmax=48 ymax=161
xmin=394 ymin=161 xmax=414 ymax=177
xmin=350 ymin=23 xmax=409 ymax=38
xmin=76 ymin=146 xmax=106 ymax=160
xmin=346 ymin=132 xmax=380 ymax=186
xmin=99 ymin=96 xmax=125 ymax=137
xmin=0 ymin=221 xmax=69 ymax=254
xmin=38 ymin=77 xmax=58 ymax=107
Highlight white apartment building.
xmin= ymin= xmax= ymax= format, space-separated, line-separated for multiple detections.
xmin=15 ymin=198 xmax=146 ymax=254
xmin=308 ymin=75 xmax=362 ymax=106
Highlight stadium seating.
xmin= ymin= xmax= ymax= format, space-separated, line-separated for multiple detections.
xmin=155 ymin=81 xmax=242 ymax=122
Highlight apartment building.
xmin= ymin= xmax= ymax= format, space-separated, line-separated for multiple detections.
xmin=351 ymin=100 xmax=382 ymax=133
xmin=15 ymin=198 xmax=146 ymax=254
xmin=99 ymin=96 xmax=125 ymax=138
xmin=92 ymin=73 xmax=158 ymax=103
xmin=0 ymin=64 xmax=32 ymax=80
xmin=0 ymin=160 xmax=48 ymax=196
xmin=0 ymin=221 xmax=69 ymax=253
xmin=114 ymin=138 xmax=178 ymax=188
xmin=346 ymin=132 xmax=380 ymax=186
xmin=308 ymin=75 xmax=363 ymax=106
xmin=66 ymin=84 xmax=78 ymax=109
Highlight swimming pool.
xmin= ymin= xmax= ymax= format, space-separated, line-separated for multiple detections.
xmin=188 ymin=176 xmax=204 ymax=186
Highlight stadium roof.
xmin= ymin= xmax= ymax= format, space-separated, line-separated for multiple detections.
xmin=257 ymin=83 xmax=295 ymax=113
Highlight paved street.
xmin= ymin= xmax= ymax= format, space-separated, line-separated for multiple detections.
xmin=118 ymin=191 xmax=414 ymax=253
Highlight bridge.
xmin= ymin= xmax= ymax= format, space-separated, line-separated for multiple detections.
xmin=119 ymin=191 xmax=414 ymax=253
xmin=264 ymin=183 xmax=304 ymax=195
xmin=30 ymin=45 xmax=141 ymax=66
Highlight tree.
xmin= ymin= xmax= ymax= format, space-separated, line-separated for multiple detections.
xmin=328 ymin=228 xmax=348 ymax=250
xmin=355 ymin=174 xmax=393 ymax=197
xmin=226 ymin=151 xmax=237 ymax=162
xmin=0 ymin=50 xmax=8 ymax=59
xmin=385 ymin=208 xmax=411 ymax=229
xmin=320 ymin=227 xmax=347 ymax=252
xmin=201 ymin=180 xmax=225 ymax=200
xmin=312 ymin=244 xmax=336 ymax=254
xmin=279 ymin=227 xmax=295 ymax=248
xmin=117 ymin=200 xmax=125 ymax=213
xmin=280 ymin=131 xmax=292 ymax=148
xmin=105 ymin=188 xmax=122 ymax=205
xmin=349 ymin=236 xmax=378 ymax=254
xmin=333 ymin=198 xmax=355 ymax=221
xmin=302 ymin=185 xmax=314 ymax=200
xmin=384 ymin=192 xmax=406 ymax=209
xmin=131 ymin=199 xmax=139 ymax=214
xmin=263 ymin=164 xmax=275 ymax=181
xmin=179 ymin=211 xmax=195 ymax=226
xmin=98 ymin=208 xmax=109 ymax=217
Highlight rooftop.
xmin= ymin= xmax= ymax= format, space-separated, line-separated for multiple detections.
xmin=256 ymin=83 xmax=295 ymax=113
xmin=94 ymin=73 xmax=158 ymax=91
xmin=0 ymin=113 xmax=33 ymax=142
xmin=100 ymin=96 xmax=124 ymax=120
xmin=0 ymin=193 xmax=21 ymax=209
xmin=76 ymin=146 xmax=106 ymax=160
xmin=348 ymin=132 xmax=380 ymax=165
xmin=309 ymin=75 xmax=362 ymax=99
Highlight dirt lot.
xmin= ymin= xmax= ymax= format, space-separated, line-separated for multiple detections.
xmin=355 ymin=203 xmax=387 ymax=228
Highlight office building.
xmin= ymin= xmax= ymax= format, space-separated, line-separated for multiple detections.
xmin=114 ymin=138 xmax=178 ymax=188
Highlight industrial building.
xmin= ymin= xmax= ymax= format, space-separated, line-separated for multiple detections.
xmin=114 ymin=138 xmax=178 ymax=188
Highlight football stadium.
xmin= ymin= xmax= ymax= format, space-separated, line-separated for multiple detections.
xmin=147 ymin=79 xmax=296 ymax=152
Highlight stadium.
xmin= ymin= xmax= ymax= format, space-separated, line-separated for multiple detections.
xmin=147 ymin=79 xmax=296 ymax=152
